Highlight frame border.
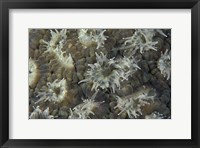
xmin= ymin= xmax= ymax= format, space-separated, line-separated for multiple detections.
xmin=0 ymin=0 xmax=199 ymax=148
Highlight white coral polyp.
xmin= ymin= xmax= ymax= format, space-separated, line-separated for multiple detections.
xmin=157 ymin=49 xmax=171 ymax=80
xmin=78 ymin=29 xmax=108 ymax=49
xmin=69 ymin=90 xmax=104 ymax=119
xmin=43 ymin=29 xmax=67 ymax=49
xmin=117 ymin=56 xmax=141 ymax=78
xmin=42 ymin=29 xmax=74 ymax=69
xmin=123 ymin=29 xmax=167 ymax=54
xmin=78 ymin=29 xmax=94 ymax=48
xmin=115 ymin=92 xmax=156 ymax=119
xmin=36 ymin=78 xmax=67 ymax=104
xmin=93 ymin=29 xmax=108 ymax=49
xmin=79 ymin=52 xmax=128 ymax=93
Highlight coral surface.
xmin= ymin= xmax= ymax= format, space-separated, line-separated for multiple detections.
xmin=29 ymin=29 xmax=171 ymax=119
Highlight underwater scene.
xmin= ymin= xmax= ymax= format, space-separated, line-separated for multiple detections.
xmin=29 ymin=29 xmax=171 ymax=119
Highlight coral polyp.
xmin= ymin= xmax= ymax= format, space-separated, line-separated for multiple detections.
xmin=117 ymin=56 xmax=141 ymax=79
xmin=36 ymin=78 xmax=68 ymax=104
xmin=42 ymin=29 xmax=74 ymax=69
xmin=115 ymin=88 xmax=156 ymax=118
xmin=69 ymin=90 xmax=104 ymax=119
xmin=78 ymin=29 xmax=108 ymax=49
xmin=78 ymin=29 xmax=95 ymax=48
xmin=93 ymin=29 xmax=108 ymax=49
xmin=29 ymin=58 xmax=40 ymax=88
xmin=79 ymin=52 xmax=129 ymax=92
xmin=79 ymin=52 xmax=140 ymax=92
xmin=114 ymin=29 xmax=167 ymax=55
xmin=125 ymin=29 xmax=156 ymax=52
xmin=157 ymin=49 xmax=171 ymax=80
xmin=42 ymin=29 xmax=67 ymax=49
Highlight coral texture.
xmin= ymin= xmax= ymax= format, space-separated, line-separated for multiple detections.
xmin=29 ymin=29 xmax=171 ymax=119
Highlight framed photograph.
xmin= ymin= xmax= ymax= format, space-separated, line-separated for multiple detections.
xmin=0 ymin=0 xmax=199 ymax=147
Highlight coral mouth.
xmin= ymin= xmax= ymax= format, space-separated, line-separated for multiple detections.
xmin=53 ymin=87 xmax=61 ymax=96
xmin=101 ymin=66 xmax=115 ymax=77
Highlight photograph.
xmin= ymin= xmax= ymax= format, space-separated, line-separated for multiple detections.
xmin=29 ymin=28 xmax=171 ymax=119
xmin=1 ymin=0 xmax=199 ymax=147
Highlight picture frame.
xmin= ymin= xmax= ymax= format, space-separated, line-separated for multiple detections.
xmin=0 ymin=0 xmax=199 ymax=147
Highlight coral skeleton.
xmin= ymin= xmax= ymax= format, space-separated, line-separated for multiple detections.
xmin=78 ymin=52 xmax=137 ymax=93
xmin=114 ymin=91 xmax=156 ymax=118
xmin=78 ymin=29 xmax=108 ymax=49
xmin=36 ymin=78 xmax=67 ymax=104
xmin=29 ymin=58 xmax=40 ymax=88
xmin=68 ymin=90 xmax=104 ymax=119
xmin=42 ymin=29 xmax=74 ymax=69
xmin=157 ymin=49 xmax=171 ymax=80
xmin=29 ymin=106 xmax=54 ymax=119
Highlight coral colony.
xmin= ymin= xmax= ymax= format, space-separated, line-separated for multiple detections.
xmin=29 ymin=29 xmax=171 ymax=119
